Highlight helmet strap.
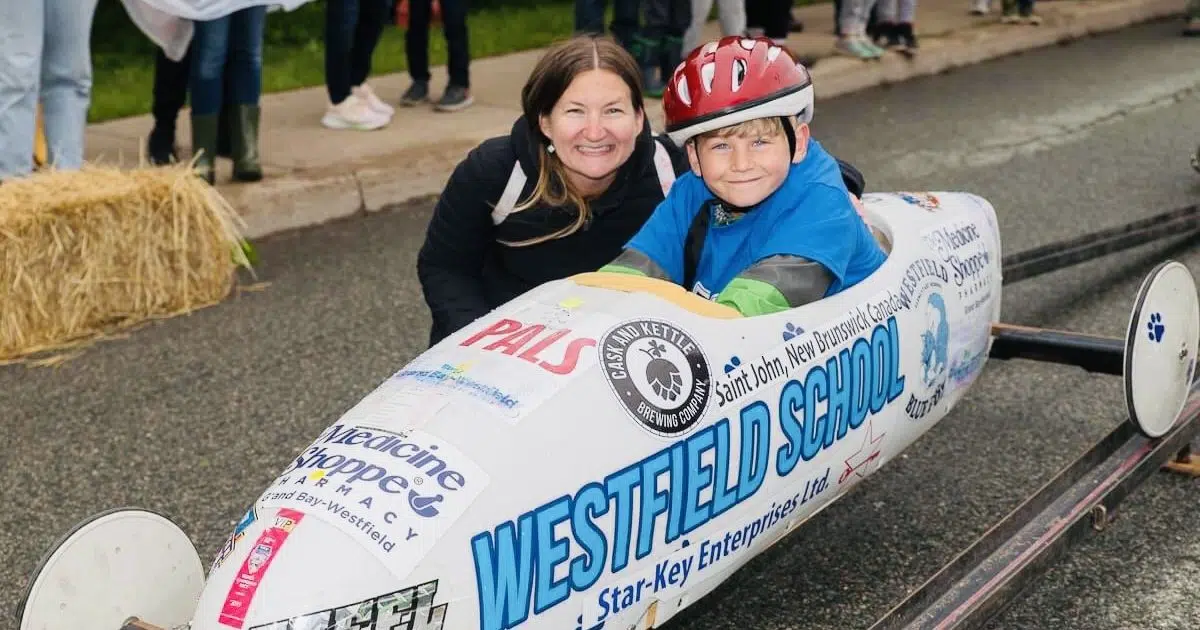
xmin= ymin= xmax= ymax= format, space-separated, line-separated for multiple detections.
xmin=780 ymin=116 xmax=797 ymax=157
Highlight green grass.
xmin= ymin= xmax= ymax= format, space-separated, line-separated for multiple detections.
xmin=89 ymin=0 xmax=578 ymax=123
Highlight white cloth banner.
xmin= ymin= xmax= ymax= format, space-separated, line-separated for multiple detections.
xmin=118 ymin=0 xmax=193 ymax=61
xmin=117 ymin=0 xmax=319 ymax=61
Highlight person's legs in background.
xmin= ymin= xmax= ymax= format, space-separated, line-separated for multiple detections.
xmin=635 ymin=0 xmax=667 ymax=95
xmin=611 ymin=0 xmax=642 ymax=51
xmin=148 ymin=48 xmax=191 ymax=164
xmin=1002 ymin=0 xmax=1039 ymax=23
xmin=637 ymin=0 xmax=689 ymax=97
xmin=575 ymin=0 xmax=608 ymax=34
xmin=224 ymin=6 xmax=266 ymax=181
xmin=836 ymin=0 xmax=884 ymax=58
xmin=760 ymin=0 xmax=790 ymax=43
xmin=399 ymin=0 xmax=472 ymax=111
xmin=716 ymin=0 xmax=748 ymax=39
xmin=684 ymin=0 xmax=746 ymax=53
xmin=434 ymin=0 xmax=471 ymax=111
xmin=324 ymin=0 xmax=390 ymax=130
xmin=0 ymin=0 xmax=45 ymax=180
xmin=873 ymin=0 xmax=918 ymax=52
xmin=348 ymin=0 xmax=395 ymax=115
xmin=190 ymin=13 xmax=235 ymax=183
xmin=1185 ymin=0 xmax=1200 ymax=35
xmin=401 ymin=0 xmax=432 ymax=105
xmin=661 ymin=0 xmax=691 ymax=84
xmin=745 ymin=0 xmax=765 ymax=36
xmin=147 ymin=45 xmax=236 ymax=166
xmin=788 ymin=0 xmax=803 ymax=33
xmin=682 ymin=0 xmax=714 ymax=54
xmin=40 ymin=0 xmax=99 ymax=173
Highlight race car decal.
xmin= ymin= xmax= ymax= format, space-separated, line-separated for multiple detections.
xmin=210 ymin=505 xmax=258 ymax=573
xmin=400 ymin=301 xmax=618 ymax=424
xmin=247 ymin=578 xmax=449 ymax=630
xmin=218 ymin=509 xmax=304 ymax=629
xmin=470 ymin=312 xmax=908 ymax=630
xmin=255 ymin=425 xmax=490 ymax=582
xmin=896 ymin=192 xmax=942 ymax=212
xmin=921 ymin=215 xmax=999 ymax=396
xmin=598 ymin=317 xmax=713 ymax=439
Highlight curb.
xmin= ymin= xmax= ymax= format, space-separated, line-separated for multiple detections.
xmin=230 ymin=0 xmax=1183 ymax=242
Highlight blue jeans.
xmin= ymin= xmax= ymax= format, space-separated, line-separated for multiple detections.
xmin=575 ymin=0 xmax=641 ymax=50
xmin=189 ymin=7 xmax=266 ymax=117
xmin=0 ymin=0 xmax=100 ymax=180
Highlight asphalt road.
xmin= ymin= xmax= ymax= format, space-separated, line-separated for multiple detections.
xmin=3 ymin=18 xmax=1200 ymax=630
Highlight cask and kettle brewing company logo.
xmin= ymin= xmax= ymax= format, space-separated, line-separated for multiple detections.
xmin=600 ymin=318 xmax=712 ymax=437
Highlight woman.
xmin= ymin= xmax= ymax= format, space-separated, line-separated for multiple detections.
xmin=0 ymin=0 xmax=100 ymax=181
xmin=416 ymin=34 xmax=866 ymax=347
xmin=189 ymin=5 xmax=267 ymax=184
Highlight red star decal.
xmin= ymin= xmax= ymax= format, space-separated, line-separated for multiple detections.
xmin=839 ymin=419 xmax=886 ymax=485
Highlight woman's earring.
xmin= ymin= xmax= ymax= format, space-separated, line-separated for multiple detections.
xmin=547 ymin=144 xmax=556 ymax=154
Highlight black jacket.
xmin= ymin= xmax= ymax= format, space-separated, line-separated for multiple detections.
xmin=417 ymin=116 xmax=866 ymax=346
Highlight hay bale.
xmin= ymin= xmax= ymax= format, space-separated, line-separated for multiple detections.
xmin=0 ymin=163 xmax=253 ymax=362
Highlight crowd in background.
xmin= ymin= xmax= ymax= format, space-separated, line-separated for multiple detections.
xmin=0 ymin=0 xmax=471 ymax=184
xmin=1 ymin=0 xmax=1197 ymax=186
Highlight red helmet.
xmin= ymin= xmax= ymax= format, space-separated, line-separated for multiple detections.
xmin=662 ymin=36 xmax=815 ymax=147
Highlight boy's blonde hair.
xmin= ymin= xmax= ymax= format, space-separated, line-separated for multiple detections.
xmin=696 ymin=116 xmax=790 ymax=142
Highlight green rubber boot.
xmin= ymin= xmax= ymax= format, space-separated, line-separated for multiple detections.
xmin=230 ymin=104 xmax=263 ymax=182
xmin=190 ymin=113 xmax=219 ymax=184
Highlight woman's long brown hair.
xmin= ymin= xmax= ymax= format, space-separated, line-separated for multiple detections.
xmin=500 ymin=34 xmax=644 ymax=247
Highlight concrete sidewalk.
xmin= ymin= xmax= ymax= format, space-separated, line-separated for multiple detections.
xmin=84 ymin=0 xmax=1185 ymax=240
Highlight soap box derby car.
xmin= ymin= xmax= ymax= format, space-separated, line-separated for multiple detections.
xmin=17 ymin=191 xmax=1200 ymax=630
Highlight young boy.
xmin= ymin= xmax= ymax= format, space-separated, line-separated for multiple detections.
xmin=601 ymin=36 xmax=887 ymax=317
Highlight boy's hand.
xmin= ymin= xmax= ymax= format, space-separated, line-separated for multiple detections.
xmin=849 ymin=192 xmax=866 ymax=218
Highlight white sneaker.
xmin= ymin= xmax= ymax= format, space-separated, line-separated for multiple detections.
xmin=354 ymin=83 xmax=396 ymax=117
xmin=970 ymin=0 xmax=991 ymax=14
xmin=321 ymin=94 xmax=390 ymax=131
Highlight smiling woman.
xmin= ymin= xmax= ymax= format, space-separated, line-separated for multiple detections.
xmin=416 ymin=34 xmax=867 ymax=347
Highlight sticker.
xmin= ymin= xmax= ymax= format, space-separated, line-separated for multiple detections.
xmin=575 ymin=479 xmax=828 ymax=628
xmin=471 ymin=313 xmax=908 ymax=630
xmin=906 ymin=276 xmax=949 ymax=422
xmin=839 ymin=418 xmax=886 ymax=484
xmin=896 ymin=191 xmax=941 ymax=212
xmin=399 ymin=301 xmax=615 ymax=423
xmin=218 ymin=509 xmax=304 ymax=629
xmin=922 ymin=215 xmax=998 ymax=392
xmin=391 ymin=359 xmax=524 ymax=423
xmin=247 ymin=579 xmax=449 ymax=630
xmin=255 ymin=424 xmax=489 ymax=581
xmin=211 ymin=506 xmax=258 ymax=573
xmin=344 ymin=377 xmax=452 ymax=431
xmin=598 ymin=318 xmax=712 ymax=438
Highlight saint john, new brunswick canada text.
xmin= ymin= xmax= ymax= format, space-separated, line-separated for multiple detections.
xmin=469 ymin=315 xmax=907 ymax=630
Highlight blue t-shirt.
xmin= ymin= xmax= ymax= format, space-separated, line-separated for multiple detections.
xmin=625 ymin=137 xmax=886 ymax=301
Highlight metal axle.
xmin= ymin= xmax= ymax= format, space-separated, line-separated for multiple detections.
xmin=987 ymin=323 xmax=1124 ymax=375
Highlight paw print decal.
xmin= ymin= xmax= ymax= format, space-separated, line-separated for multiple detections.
xmin=1147 ymin=313 xmax=1165 ymax=343
xmin=782 ymin=322 xmax=805 ymax=341
xmin=724 ymin=356 xmax=742 ymax=374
